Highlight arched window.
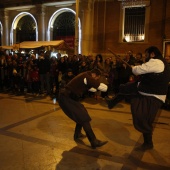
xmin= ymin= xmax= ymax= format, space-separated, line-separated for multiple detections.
xmin=53 ymin=12 xmax=75 ymax=48
xmin=16 ymin=15 xmax=36 ymax=43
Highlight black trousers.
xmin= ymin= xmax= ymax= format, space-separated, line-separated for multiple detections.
xmin=58 ymin=89 xmax=91 ymax=124
xmin=131 ymin=95 xmax=162 ymax=133
xmin=118 ymin=81 xmax=163 ymax=133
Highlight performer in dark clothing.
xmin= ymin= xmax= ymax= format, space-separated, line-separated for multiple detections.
xmin=105 ymin=46 xmax=170 ymax=151
xmin=58 ymin=69 xmax=108 ymax=149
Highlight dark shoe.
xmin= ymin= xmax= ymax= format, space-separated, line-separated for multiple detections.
xmin=105 ymin=96 xmax=117 ymax=109
xmin=82 ymin=122 xmax=108 ymax=149
xmin=91 ymin=139 xmax=108 ymax=149
xmin=135 ymin=143 xmax=153 ymax=151
xmin=74 ymin=133 xmax=86 ymax=140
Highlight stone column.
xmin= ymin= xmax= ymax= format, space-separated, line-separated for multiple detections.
xmin=36 ymin=4 xmax=46 ymax=41
xmin=13 ymin=29 xmax=16 ymax=44
xmin=74 ymin=0 xmax=80 ymax=55
xmin=0 ymin=10 xmax=9 ymax=46
xmin=81 ymin=0 xmax=94 ymax=55
xmin=50 ymin=27 xmax=53 ymax=41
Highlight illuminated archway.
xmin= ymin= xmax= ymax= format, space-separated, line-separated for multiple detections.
xmin=47 ymin=8 xmax=81 ymax=54
xmin=10 ymin=12 xmax=38 ymax=45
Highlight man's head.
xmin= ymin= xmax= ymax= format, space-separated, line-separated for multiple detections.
xmin=67 ymin=69 xmax=73 ymax=77
xmin=91 ymin=68 xmax=101 ymax=80
xmin=145 ymin=46 xmax=162 ymax=61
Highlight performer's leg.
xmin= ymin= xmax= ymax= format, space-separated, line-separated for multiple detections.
xmin=105 ymin=81 xmax=138 ymax=109
xmin=139 ymin=133 xmax=153 ymax=150
xmin=131 ymin=95 xmax=162 ymax=151
xmin=74 ymin=123 xmax=86 ymax=140
xmin=82 ymin=122 xmax=108 ymax=149
xmin=105 ymin=94 xmax=124 ymax=109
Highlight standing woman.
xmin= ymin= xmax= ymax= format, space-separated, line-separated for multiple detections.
xmin=93 ymin=54 xmax=104 ymax=71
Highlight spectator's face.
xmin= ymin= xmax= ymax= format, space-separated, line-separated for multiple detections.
xmin=97 ymin=56 xmax=101 ymax=61
xmin=136 ymin=54 xmax=142 ymax=60
xmin=127 ymin=51 xmax=133 ymax=56
xmin=165 ymin=56 xmax=170 ymax=63
xmin=68 ymin=72 xmax=73 ymax=77
xmin=91 ymin=73 xmax=100 ymax=80
xmin=61 ymin=58 xmax=64 ymax=62
xmin=105 ymin=58 xmax=110 ymax=64
xmin=82 ymin=62 xmax=86 ymax=66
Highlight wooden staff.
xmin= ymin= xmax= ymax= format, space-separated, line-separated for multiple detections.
xmin=108 ymin=48 xmax=132 ymax=68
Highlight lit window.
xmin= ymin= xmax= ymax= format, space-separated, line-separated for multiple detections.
xmin=123 ymin=7 xmax=145 ymax=42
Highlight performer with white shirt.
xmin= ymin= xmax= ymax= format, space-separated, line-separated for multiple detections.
xmin=58 ymin=68 xmax=108 ymax=149
xmin=106 ymin=46 xmax=170 ymax=151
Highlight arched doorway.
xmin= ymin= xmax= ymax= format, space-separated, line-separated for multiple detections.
xmin=10 ymin=12 xmax=38 ymax=45
xmin=47 ymin=8 xmax=81 ymax=54
xmin=53 ymin=12 xmax=75 ymax=49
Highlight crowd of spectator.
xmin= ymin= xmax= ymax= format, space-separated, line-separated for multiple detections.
xmin=0 ymin=49 xmax=169 ymax=109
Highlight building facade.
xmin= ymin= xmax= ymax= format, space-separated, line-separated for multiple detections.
xmin=0 ymin=0 xmax=170 ymax=57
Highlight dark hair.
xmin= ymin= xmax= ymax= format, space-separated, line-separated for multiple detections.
xmin=67 ymin=68 xmax=73 ymax=73
xmin=91 ymin=68 xmax=101 ymax=76
xmin=145 ymin=46 xmax=162 ymax=59
xmin=95 ymin=54 xmax=103 ymax=63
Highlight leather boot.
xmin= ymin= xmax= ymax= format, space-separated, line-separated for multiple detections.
xmin=90 ymin=139 xmax=108 ymax=149
xmin=136 ymin=133 xmax=153 ymax=151
xmin=105 ymin=94 xmax=123 ymax=109
xmin=74 ymin=123 xmax=86 ymax=140
xmin=82 ymin=122 xmax=108 ymax=149
xmin=141 ymin=133 xmax=153 ymax=150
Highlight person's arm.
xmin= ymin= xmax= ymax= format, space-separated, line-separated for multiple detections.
xmin=84 ymin=77 xmax=108 ymax=92
xmin=132 ymin=59 xmax=164 ymax=76
xmin=89 ymin=87 xmax=97 ymax=92
xmin=97 ymin=83 xmax=108 ymax=92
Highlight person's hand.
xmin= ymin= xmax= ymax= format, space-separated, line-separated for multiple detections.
xmin=123 ymin=63 xmax=126 ymax=68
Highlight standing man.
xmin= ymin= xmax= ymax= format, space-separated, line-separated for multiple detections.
xmin=58 ymin=68 xmax=108 ymax=149
xmin=37 ymin=53 xmax=51 ymax=95
xmin=106 ymin=46 xmax=170 ymax=151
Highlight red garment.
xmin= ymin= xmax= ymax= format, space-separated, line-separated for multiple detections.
xmin=31 ymin=70 xmax=39 ymax=82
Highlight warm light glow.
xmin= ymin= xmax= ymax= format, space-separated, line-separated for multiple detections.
xmin=10 ymin=12 xmax=38 ymax=45
xmin=0 ymin=22 xmax=2 ymax=43
xmin=124 ymin=34 xmax=145 ymax=42
xmin=124 ymin=34 xmax=130 ymax=42
xmin=47 ymin=8 xmax=81 ymax=54
xmin=121 ymin=0 xmax=145 ymax=8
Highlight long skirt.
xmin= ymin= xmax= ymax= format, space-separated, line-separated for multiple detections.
xmin=58 ymin=89 xmax=91 ymax=124
xmin=131 ymin=94 xmax=163 ymax=133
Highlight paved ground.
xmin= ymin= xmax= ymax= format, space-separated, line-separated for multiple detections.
xmin=0 ymin=92 xmax=170 ymax=170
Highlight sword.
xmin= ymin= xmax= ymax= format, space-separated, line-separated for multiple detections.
xmin=108 ymin=48 xmax=132 ymax=68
